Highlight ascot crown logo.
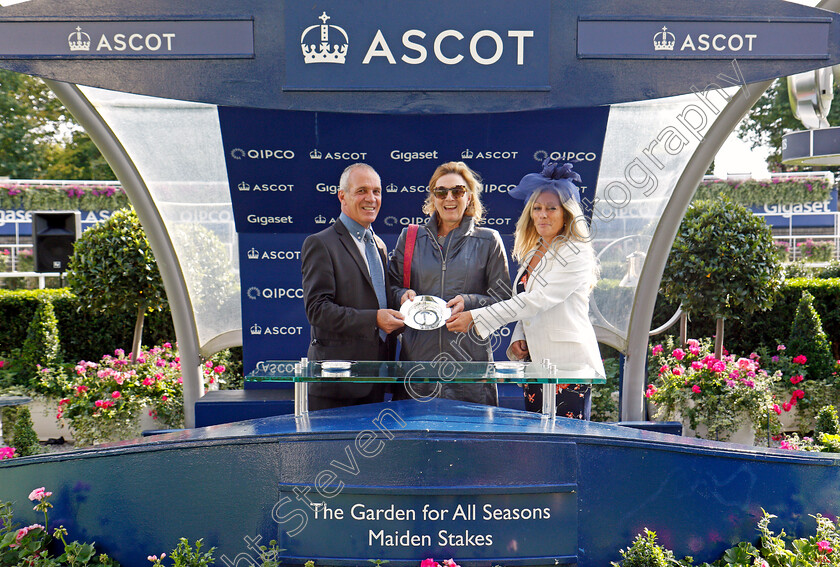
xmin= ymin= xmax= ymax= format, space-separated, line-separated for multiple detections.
xmin=315 ymin=214 xmax=327 ymax=224
xmin=250 ymin=323 xmax=262 ymax=335
xmin=310 ymin=149 xmax=323 ymax=159
xmin=68 ymin=26 xmax=91 ymax=51
xmin=247 ymin=247 xmax=259 ymax=260
xmin=301 ymin=12 xmax=349 ymax=64
xmin=653 ymin=26 xmax=675 ymax=51
xmin=386 ymin=183 xmax=399 ymax=193
xmin=238 ymin=181 xmax=250 ymax=191
xmin=461 ymin=149 xmax=474 ymax=160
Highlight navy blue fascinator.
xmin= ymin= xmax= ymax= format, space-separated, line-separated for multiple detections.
xmin=507 ymin=159 xmax=582 ymax=203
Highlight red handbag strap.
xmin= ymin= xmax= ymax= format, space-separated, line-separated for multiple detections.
xmin=403 ymin=224 xmax=419 ymax=289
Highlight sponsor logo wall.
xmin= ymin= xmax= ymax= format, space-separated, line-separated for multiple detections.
xmin=220 ymin=107 xmax=609 ymax=374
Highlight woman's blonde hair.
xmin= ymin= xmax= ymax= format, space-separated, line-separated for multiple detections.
xmin=421 ymin=161 xmax=485 ymax=225
xmin=512 ymin=188 xmax=592 ymax=262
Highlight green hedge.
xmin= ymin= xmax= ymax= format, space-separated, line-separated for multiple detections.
xmin=0 ymin=289 xmax=175 ymax=362
xmin=695 ymin=178 xmax=833 ymax=206
xmin=652 ymin=278 xmax=840 ymax=357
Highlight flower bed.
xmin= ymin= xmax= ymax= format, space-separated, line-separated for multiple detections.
xmin=647 ymin=337 xmax=780 ymax=442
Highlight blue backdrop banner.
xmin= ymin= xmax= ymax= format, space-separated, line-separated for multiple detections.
xmin=219 ymin=106 xmax=610 ymax=373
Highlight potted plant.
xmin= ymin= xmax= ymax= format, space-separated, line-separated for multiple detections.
xmin=647 ymin=336 xmax=780 ymax=443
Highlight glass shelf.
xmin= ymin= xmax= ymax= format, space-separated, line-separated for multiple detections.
xmin=247 ymin=360 xmax=605 ymax=385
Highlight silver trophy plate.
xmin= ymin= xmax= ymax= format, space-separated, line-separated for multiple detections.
xmin=400 ymin=295 xmax=451 ymax=330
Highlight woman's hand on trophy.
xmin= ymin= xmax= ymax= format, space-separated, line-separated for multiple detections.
xmin=446 ymin=294 xmax=465 ymax=316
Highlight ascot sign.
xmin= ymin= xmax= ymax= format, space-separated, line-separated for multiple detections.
xmin=0 ymin=0 xmax=838 ymax=110
xmin=285 ymin=0 xmax=548 ymax=90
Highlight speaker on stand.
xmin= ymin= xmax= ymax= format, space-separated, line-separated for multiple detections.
xmin=31 ymin=211 xmax=82 ymax=280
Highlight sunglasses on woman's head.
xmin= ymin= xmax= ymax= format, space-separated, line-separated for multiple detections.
xmin=433 ymin=185 xmax=467 ymax=199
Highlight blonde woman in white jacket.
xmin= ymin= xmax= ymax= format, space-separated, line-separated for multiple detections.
xmin=446 ymin=161 xmax=604 ymax=419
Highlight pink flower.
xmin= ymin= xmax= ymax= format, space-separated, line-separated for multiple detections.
xmin=0 ymin=446 xmax=16 ymax=460
xmin=691 ymin=361 xmax=703 ymax=370
xmin=103 ymin=400 xmax=115 ymax=408
xmin=156 ymin=359 xmax=166 ymax=367
xmin=143 ymin=377 xmax=154 ymax=386
xmin=783 ymin=401 xmax=792 ymax=412
xmin=148 ymin=554 xmax=166 ymax=562
xmin=672 ymin=348 xmax=685 ymax=360
xmin=790 ymin=375 xmax=804 ymax=385
xmin=652 ymin=345 xmax=663 ymax=356
xmin=28 ymin=488 xmax=51 ymax=502
xmin=161 ymin=395 xmax=168 ymax=402
xmin=711 ymin=361 xmax=726 ymax=373
xmin=442 ymin=560 xmax=460 ymax=567
xmin=114 ymin=348 xmax=125 ymax=357
xmin=76 ymin=385 xmax=89 ymax=394
xmin=658 ymin=364 xmax=669 ymax=375
xmin=645 ymin=384 xmax=658 ymax=398
xmin=111 ymin=391 xmax=121 ymax=399
xmin=818 ymin=540 xmax=833 ymax=553
xmin=793 ymin=389 xmax=805 ymax=400
xmin=687 ymin=339 xmax=699 ymax=348
xmin=692 ymin=385 xmax=701 ymax=394
xmin=672 ymin=366 xmax=683 ymax=376
xmin=772 ymin=404 xmax=782 ymax=415
xmin=95 ymin=400 xmax=104 ymax=408
xmin=421 ymin=559 xmax=440 ymax=567
xmin=793 ymin=355 xmax=807 ymax=364
xmin=737 ymin=358 xmax=755 ymax=371
xmin=771 ymin=355 xmax=780 ymax=362
xmin=58 ymin=398 xmax=70 ymax=406
xmin=777 ymin=344 xmax=786 ymax=351
xmin=0 ymin=360 xmax=4 ymax=368
xmin=163 ymin=342 xmax=172 ymax=348
xmin=214 ymin=365 xmax=225 ymax=374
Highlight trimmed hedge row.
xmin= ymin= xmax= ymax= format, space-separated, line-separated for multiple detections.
xmin=0 ymin=289 xmax=175 ymax=362
xmin=652 ymin=278 xmax=840 ymax=357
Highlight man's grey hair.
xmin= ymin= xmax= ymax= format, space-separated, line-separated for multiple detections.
xmin=339 ymin=163 xmax=378 ymax=193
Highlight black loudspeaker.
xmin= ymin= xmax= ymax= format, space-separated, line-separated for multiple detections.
xmin=31 ymin=211 xmax=82 ymax=273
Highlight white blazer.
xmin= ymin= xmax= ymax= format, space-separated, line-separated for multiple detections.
xmin=471 ymin=241 xmax=605 ymax=379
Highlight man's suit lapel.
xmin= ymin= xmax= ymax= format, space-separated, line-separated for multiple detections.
xmin=334 ymin=220 xmax=374 ymax=288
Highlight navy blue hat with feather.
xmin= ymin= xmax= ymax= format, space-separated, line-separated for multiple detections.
xmin=508 ymin=159 xmax=582 ymax=204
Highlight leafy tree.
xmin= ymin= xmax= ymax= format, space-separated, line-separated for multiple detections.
xmin=19 ymin=299 xmax=62 ymax=383
xmin=44 ymin=130 xmax=116 ymax=181
xmin=788 ymin=290 xmax=835 ymax=382
xmin=11 ymin=406 xmax=40 ymax=456
xmin=67 ymin=208 xmax=168 ymax=363
xmin=0 ymin=68 xmax=114 ymax=180
xmin=738 ymin=78 xmax=840 ymax=172
xmin=0 ymin=69 xmax=68 ymax=178
xmin=661 ymin=198 xmax=784 ymax=358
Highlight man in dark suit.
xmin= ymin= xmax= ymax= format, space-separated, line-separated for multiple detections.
xmin=301 ymin=163 xmax=405 ymax=410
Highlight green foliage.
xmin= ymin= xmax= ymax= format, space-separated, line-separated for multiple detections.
xmin=0 ymin=70 xmax=68 ymax=179
xmin=797 ymin=239 xmax=835 ymax=263
xmin=591 ymin=357 xmax=620 ymax=422
xmin=0 ymin=288 xmax=175 ymax=364
xmin=67 ymin=208 xmax=167 ymax=315
xmin=788 ymin=291 xmax=835 ymax=382
xmin=654 ymin=278 xmax=840 ymax=365
xmin=661 ymin=198 xmax=784 ymax=323
xmin=695 ymin=178 xmax=832 ymax=207
xmin=738 ymin=77 xmax=840 ymax=172
xmin=0 ymin=488 xmax=118 ymax=567
xmin=612 ymin=528 xmax=692 ymax=567
xmin=11 ymin=406 xmax=40 ymax=456
xmin=149 ymin=539 xmax=215 ymax=567
xmin=20 ymin=300 xmax=62 ymax=383
xmin=815 ymin=405 xmax=840 ymax=436
xmin=43 ymin=130 xmax=117 ymax=181
xmin=0 ymin=182 xmax=126 ymax=211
